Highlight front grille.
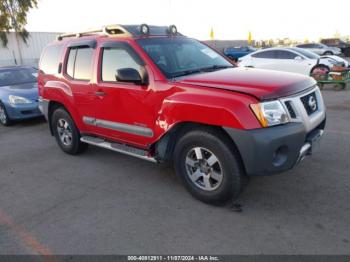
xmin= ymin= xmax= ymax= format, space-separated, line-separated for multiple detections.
xmin=300 ymin=92 xmax=318 ymax=115
xmin=284 ymin=101 xmax=296 ymax=118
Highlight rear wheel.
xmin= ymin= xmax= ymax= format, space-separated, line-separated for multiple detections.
xmin=323 ymin=51 xmax=333 ymax=55
xmin=174 ymin=129 xmax=243 ymax=205
xmin=0 ymin=102 xmax=11 ymax=126
xmin=51 ymin=107 xmax=88 ymax=154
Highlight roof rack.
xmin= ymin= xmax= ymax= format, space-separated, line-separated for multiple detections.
xmin=57 ymin=24 xmax=132 ymax=41
xmin=57 ymin=24 xmax=179 ymax=41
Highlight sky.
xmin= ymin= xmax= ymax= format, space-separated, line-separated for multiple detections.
xmin=26 ymin=0 xmax=350 ymax=41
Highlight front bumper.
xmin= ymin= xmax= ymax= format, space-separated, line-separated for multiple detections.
xmin=5 ymin=101 xmax=43 ymax=120
xmin=224 ymin=118 xmax=326 ymax=176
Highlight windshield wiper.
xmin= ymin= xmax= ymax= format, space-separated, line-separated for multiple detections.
xmin=171 ymin=69 xmax=203 ymax=78
xmin=199 ymin=65 xmax=234 ymax=72
xmin=171 ymin=65 xmax=234 ymax=79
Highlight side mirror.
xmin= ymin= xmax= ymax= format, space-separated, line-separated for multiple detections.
xmin=116 ymin=68 xmax=148 ymax=85
xmin=294 ymin=56 xmax=303 ymax=61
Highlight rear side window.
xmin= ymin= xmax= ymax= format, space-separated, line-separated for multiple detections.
xmin=252 ymin=50 xmax=276 ymax=59
xmin=40 ymin=45 xmax=63 ymax=75
xmin=101 ymin=48 xmax=141 ymax=82
xmin=275 ymin=51 xmax=297 ymax=59
xmin=66 ymin=47 xmax=94 ymax=81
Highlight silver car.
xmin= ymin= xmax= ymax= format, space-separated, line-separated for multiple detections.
xmin=296 ymin=43 xmax=341 ymax=56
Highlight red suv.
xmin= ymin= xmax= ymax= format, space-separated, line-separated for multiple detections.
xmin=38 ymin=24 xmax=326 ymax=204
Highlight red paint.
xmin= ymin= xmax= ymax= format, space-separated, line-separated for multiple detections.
xmin=0 ymin=210 xmax=55 ymax=260
xmin=39 ymin=35 xmax=314 ymax=149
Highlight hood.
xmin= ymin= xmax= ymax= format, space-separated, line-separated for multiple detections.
xmin=177 ymin=67 xmax=316 ymax=100
xmin=0 ymin=82 xmax=39 ymax=101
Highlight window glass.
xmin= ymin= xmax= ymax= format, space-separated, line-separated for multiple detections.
xmin=40 ymin=45 xmax=63 ymax=75
xmin=0 ymin=68 xmax=37 ymax=87
xmin=102 ymin=48 xmax=141 ymax=82
xmin=252 ymin=50 xmax=276 ymax=59
xmin=290 ymin=48 xmax=319 ymax=59
xmin=65 ymin=47 xmax=94 ymax=80
xmin=74 ymin=48 xmax=94 ymax=80
xmin=276 ymin=50 xmax=297 ymax=59
xmin=136 ymin=37 xmax=232 ymax=79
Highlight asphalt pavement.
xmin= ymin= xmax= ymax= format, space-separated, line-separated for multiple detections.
xmin=0 ymin=87 xmax=349 ymax=255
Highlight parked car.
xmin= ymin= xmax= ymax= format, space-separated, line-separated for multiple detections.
xmin=0 ymin=66 xmax=42 ymax=126
xmin=321 ymin=38 xmax=350 ymax=57
xmin=238 ymin=47 xmax=341 ymax=75
xmin=223 ymin=46 xmax=256 ymax=61
xmin=39 ymin=24 xmax=326 ymax=205
xmin=321 ymin=55 xmax=349 ymax=68
xmin=296 ymin=43 xmax=341 ymax=56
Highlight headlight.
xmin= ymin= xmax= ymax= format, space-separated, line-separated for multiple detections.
xmin=250 ymin=101 xmax=290 ymax=127
xmin=9 ymin=95 xmax=32 ymax=105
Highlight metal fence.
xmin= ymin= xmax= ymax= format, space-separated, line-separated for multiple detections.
xmin=0 ymin=32 xmax=60 ymax=68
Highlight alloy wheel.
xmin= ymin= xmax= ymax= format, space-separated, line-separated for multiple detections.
xmin=57 ymin=118 xmax=73 ymax=146
xmin=0 ymin=104 xmax=7 ymax=124
xmin=185 ymin=147 xmax=223 ymax=191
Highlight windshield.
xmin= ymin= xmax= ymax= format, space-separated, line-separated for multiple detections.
xmin=0 ymin=67 xmax=38 ymax=87
xmin=136 ymin=37 xmax=233 ymax=78
xmin=290 ymin=47 xmax=320 ymax=59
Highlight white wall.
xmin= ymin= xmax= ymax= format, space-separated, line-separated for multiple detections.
xmin=0 ymin=32 xmax=60 ymax=67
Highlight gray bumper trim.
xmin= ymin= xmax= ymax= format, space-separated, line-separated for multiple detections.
xmin=224 ymin=119 xmax=325 ymax=176
xmin=38 ymin=97 xmax=49 ymax=121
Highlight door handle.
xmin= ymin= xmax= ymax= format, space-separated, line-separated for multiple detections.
xmin=95 ymin=91 xmax=106 ymax=97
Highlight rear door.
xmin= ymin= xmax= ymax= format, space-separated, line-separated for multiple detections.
xmin=62 ymin=42 xmax=98 ymax=133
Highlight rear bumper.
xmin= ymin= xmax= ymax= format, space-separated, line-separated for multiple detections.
xmin=38 ymin=97 xmax=49 ymax=121
xmin=224 ymin=118 xmax=326 ymax=176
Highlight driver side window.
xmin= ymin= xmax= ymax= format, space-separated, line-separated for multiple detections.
xmin=101 ymin=47 xmax=141 ymax=82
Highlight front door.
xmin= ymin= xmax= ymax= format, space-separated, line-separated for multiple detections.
xmin=87 ymin=42 xmax=157 ymax=148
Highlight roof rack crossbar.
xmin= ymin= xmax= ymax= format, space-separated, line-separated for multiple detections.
xmin=57 ymin=25 xmax=131 ymax=41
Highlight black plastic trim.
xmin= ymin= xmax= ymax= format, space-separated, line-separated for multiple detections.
xmin=224 ymin=119 xmax=326 ymax=176
xmin=67 ymin=39 xmax=97 ymax=48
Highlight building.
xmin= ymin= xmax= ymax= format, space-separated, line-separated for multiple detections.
xmin=0 ymin=32 xmax=60 ymax=68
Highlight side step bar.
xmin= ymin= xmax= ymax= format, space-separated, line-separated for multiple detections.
xmin=80 ymin=136 xmax=158 ymax=163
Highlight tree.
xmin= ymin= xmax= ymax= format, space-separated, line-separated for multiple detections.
xmin=0 ymin=0 xmax=38 ymax=47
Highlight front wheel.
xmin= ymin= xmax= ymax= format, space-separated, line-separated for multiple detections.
xmin=51 ymin=107 xmax=88 ymax=155
xmin=174 ymin=129 xmax=244 ymax=205
xmin=0 ymin=102 xmax=11 ymax=126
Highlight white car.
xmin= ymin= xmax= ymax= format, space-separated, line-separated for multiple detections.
xmin=296 ymin=43 xmax=342 ymax=56
xmin=238 ymin=47 xmax=345 ymax=76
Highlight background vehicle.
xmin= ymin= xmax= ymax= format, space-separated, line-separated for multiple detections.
xmin=296 ymin=43 xmax=341 ymax=56
xmin=0 ymin=66 xmax=42 ymax=126
xmin=321 ymin=38 xmax=350 ymax=57
xmin=39 ymin=25 xmax=326 ymax=205
xmin=238 ymin=47 xmax=340 ymax=75
xmin=223 ymin=46 xmax=256 ymax=61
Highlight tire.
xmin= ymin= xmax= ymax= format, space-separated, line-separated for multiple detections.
xmin=323 ymin=51 xmax=333 ymax=55
xmin=51 ymin=107 xmax=88 ymax=155
xmin=173 ymin=128 xmax=244 ymax=205
xmin=0 ymin=101 xmax=11 ymax=126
